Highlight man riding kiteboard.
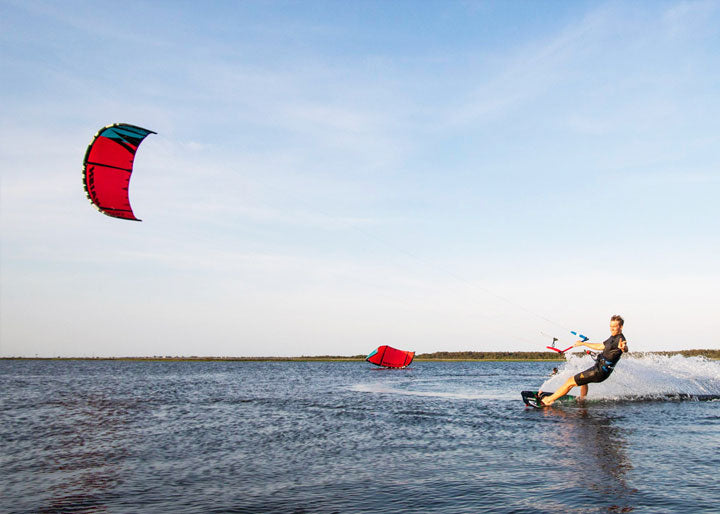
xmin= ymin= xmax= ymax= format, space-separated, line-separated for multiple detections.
xmin=539 ymin=315 xmax=628 ymax=406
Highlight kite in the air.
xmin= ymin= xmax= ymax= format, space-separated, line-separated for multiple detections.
xmin=82 ymin=123 xmax=155 ymax=221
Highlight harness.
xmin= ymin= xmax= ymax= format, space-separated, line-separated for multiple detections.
xmin=587 ymin=351 xmax=618 ymax=374
xmin=596 ymin=353 xmax=618 ymax=374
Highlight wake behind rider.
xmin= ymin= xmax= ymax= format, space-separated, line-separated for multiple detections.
xmin=541 ymin=315 xmax=629 ymax=406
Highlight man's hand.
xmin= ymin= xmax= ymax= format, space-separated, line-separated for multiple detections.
xmin=619 ymin=339 xmax=628 ymax=353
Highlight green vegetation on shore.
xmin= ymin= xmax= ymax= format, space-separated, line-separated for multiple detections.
xmin=416 ymin=349 xmax=720 ymax=360
xmin=3 ymin=349 xmax=719 ymax=361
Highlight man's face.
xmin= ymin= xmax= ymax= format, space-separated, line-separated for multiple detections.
xmin=610 ymin=320 xmax=622 ymax=336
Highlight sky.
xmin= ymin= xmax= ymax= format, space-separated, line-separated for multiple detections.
xmin=1 ymin=0 xmax=719 ymax=357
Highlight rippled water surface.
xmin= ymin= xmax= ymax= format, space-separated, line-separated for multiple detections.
xmin=2 ymin=359 xmax=719 ymax=513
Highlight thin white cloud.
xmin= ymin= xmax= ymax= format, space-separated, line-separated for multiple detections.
xmin=662 ymin=0 xmax=720 ymax=36
xmin=445 ymin=7 xmax=612 ymax=127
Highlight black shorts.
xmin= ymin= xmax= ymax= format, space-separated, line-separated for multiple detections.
xmin=574 ymin=364 xmax=612 ymax=386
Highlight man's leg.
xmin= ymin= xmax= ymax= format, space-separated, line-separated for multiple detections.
xmin=541 ymin=376 xmax=578 ymax=406
xmin=579 ymin=384 xmax=588 ymax=398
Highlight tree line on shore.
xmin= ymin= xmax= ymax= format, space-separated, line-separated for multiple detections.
xmin=416 ymin=349 xmax=720 ymax=360
xmin=3 ymin=349 xmax=719 ymax=360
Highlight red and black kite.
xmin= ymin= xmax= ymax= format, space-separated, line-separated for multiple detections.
xmin=82 ymin=123 xmax=155 ymax=221
xmin=366 ymin=345 xmax=415 ymax=368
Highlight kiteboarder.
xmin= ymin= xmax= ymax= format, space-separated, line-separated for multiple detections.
xmin=540 ymin=315 xmax=628 ymax=406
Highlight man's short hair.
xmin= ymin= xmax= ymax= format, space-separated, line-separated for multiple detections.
xmin=611 ymin=314 xmax=624 ymax=327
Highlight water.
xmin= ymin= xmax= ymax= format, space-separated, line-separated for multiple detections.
xmin=1 ymin=357 xmax=719 ymax=513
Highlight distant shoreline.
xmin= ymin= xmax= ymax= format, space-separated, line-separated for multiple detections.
xmin=2 ymin=350 xmax=718 ymax=361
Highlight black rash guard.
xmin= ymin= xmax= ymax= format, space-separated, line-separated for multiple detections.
xmin=600 ymin=333 xmax=625 ymax=364
xmin=574 ymin=333 xmax=627 ymax=386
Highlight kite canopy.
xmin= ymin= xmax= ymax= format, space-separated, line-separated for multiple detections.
xmin=82 ymin=123 xmax=156 ymax=221
xmin=366 ymin=345 xmax=415 ymax=368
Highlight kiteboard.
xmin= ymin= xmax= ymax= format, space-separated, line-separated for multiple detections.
xmin=521 ymin=390 xmax=576 ymax=408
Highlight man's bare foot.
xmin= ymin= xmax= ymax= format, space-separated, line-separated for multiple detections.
xmin=540 ymin=396 xmax=553 ymax=407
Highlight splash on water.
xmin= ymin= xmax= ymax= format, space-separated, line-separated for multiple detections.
xmin=540 ymin=353 xmax=720 ymax=400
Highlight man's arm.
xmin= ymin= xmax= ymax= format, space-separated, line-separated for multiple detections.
xmin=573 ymin=341 xmax=604 ymax=351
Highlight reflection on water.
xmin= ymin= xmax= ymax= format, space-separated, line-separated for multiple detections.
xmin=541 ymin=407 xmax=636 ymax=512
xmin=32 ymin=393 xmax=135 ymax=513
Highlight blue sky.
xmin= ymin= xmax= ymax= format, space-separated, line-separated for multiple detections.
xmin=1 ymin=0 xmax=719 ymax=357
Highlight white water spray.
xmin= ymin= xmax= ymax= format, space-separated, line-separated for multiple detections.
xmin=540 ymin=353 xmax=720 ymax=400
